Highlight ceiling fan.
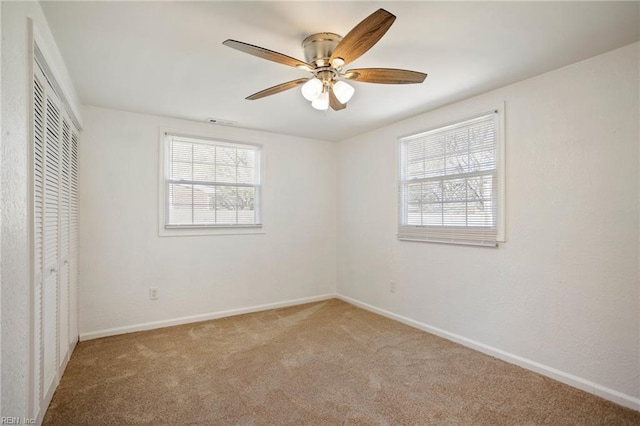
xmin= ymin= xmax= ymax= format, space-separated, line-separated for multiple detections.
xmin=222 ymin=8 xmax=427 ymax=111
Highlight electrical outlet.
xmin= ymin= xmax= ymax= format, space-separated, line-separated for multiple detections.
xmin=389 ymin=281 xmax=396 ymax=293
xmin=149 ymin=287 xmax=159 ymax=300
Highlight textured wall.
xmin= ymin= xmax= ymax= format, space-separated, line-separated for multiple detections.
xmin=0 ymin=1 xmax=3 ymax=418
xmin=78 ymin=106 xmax=337 ymax=336
xmin=2 ymin=3 xmax=35 ymax=417
xmin=337 ymin=43 xmax=640 ymax=402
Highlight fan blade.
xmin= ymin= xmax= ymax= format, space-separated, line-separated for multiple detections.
xmin=343 ymin=68 xmax=427 ymax=84
xmin=330 ymin=9 xmax=396 ymax=67
xmin=246 ymin=78 xmax=309 ymax=100
xmin=223 ymin=39 xmax=313 ymax=71
xmin=329 ymin=88 xmax=346 ymax=111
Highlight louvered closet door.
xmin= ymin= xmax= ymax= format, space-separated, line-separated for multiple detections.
xmin=33 ymin=55 xmax=81 ymax=419
xmin=32 ymin=67 xmax=46 ymax=415
xmin=42 ymin=77 xmax=62 ymax=396
xmin=59 ymin=118 xmax=71 ymax=362
xmin=69 ymin=131 xmax=79 ymax=341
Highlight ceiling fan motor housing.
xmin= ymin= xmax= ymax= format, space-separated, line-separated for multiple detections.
xmin=302 ymin=32 xmax=343 ymax=67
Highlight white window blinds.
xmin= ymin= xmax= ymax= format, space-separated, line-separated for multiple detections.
xmin=398 ymin=110 xmax=504 ymax=246
xmin=164 ymin=134 xmax=262 ymax=228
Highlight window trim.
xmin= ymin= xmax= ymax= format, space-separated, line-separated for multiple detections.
xmin=397 ymin=104 xmax=505 ymax=246
xmin=158 ymin=128 xmax=265 ymax=237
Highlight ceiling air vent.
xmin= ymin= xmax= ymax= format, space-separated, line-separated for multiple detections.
xmin=207 ymin=117 xmax=238 ymax=126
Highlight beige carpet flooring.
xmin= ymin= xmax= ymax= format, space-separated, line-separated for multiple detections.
xmin=44 ymin=299 xmax=640 ymax=425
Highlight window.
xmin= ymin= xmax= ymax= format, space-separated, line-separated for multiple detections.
xmin=398 ymin=109 xmax=504 ymax=246
xmin=162 ymin=133 xmax=262 ymax=231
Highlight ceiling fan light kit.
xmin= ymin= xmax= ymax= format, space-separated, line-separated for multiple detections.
xmin=333 ymin=81 xmax=355 ymax=104
xmin=302 ymin=78 xmax=354 ymax=110
xmin=222 ymin=9 xmax=427 ymax=112
xmin=311 ymin=91 xmax=330 ymax=111
xmin=301 ymin=77 xmax=323 ymax=101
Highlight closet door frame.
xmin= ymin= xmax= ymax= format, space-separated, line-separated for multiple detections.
xmin=28 ymin=20 xmax=82 ymax=422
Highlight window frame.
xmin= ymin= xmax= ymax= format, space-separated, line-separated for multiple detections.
xmin=158 ymin=128 xmax=265 ymax=237
xmin=397 ymin=105 xmax=505 ymax=246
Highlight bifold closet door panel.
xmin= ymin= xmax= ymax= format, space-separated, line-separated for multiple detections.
xmin=69 ymin=131 xmax=79 ymax=343
xmin=43 ymin=88 xmax=61 ymax=395
xmin=59 ymin=119 xmax=72 ymax=360
xmin=33 ymin=71 xmax=46 ymax=411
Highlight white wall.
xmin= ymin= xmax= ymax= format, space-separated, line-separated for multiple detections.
xmin=1 ymin=1 xmax=80 ymax=418
xmin=337 ymin=43 xmax=640 ymax=407
xmin=0 ymin=2 xmax=3 ymax=418
xmin=78 ymin=106 xmax=337 ymax=338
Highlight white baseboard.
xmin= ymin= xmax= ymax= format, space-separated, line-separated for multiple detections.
xmin=336 ymin=294 xmax=640 ymax=412
xmin=78 ymin=292 xmax=639 ymax=412
xmin=79 ymin=293 xmax=337 ymax=341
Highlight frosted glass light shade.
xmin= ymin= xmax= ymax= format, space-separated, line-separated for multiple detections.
xmin=333 ymin=81 xmax=355 ymax=104
xmin=301 ymin=78 xmax=323 ymax=101
xmin=311 ymin=91 xmax=329 ymax=110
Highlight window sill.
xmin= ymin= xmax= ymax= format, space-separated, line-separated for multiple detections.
xmin=159 ymin=225 xmax=265 ymax=237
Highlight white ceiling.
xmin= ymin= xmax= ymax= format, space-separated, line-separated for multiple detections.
xmin=41 ymin=1 xmax=639 ymax=142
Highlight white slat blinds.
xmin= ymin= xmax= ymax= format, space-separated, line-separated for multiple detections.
xmin=164 ymin=134 xmax=262 ymax=228
xmin=398 ymin=110 xmax=504 ymax=247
